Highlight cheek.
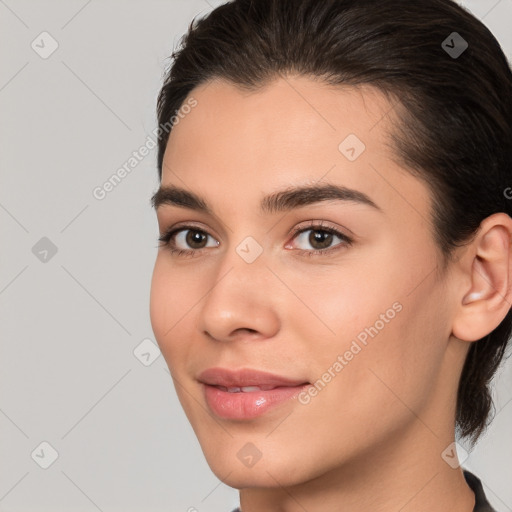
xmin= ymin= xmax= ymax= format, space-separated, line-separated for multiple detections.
xmin=286 ymin=248 xmax=446 ymax=401
xmin=149 ymin=258 xmax=172 ymax=343
xmin=149 ymin=257 xmax=198 ymax=369
xmin=281 ymin=260 xmax=401 ymax=358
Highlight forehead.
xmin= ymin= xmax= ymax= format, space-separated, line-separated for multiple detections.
xmin=160 ymin=75 xmax=432 ymax=232
xmin=166 ymin=76 xmax=395 ymax=155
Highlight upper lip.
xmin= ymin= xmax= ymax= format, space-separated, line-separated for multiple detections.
xmin=198 ymin=367 xmax=309 ymax=388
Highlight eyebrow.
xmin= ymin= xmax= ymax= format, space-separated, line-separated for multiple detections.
xmin=151 ymin=183 xmax=382 ymax=214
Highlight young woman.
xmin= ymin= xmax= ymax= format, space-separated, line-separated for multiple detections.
xmin=149 ymin=1 xmax=512 ymax=510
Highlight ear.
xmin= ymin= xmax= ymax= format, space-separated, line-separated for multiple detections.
xmin=452 ymin=212 xmax=512 ymax=342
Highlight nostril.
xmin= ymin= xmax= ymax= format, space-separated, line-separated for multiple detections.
xmin=231 ymin=327 xmax=259 ymax=337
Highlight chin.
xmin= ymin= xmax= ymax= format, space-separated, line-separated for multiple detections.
xmin=210 ymin=462 xmax=308 ymax=489
xmin=199 ymin=441 xmax=318 ymax=489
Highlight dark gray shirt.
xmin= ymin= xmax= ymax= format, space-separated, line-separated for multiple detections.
xmin=229 ymin=469 xmax=496 ymax=512
xmin=463 ymin=469 xmax=497 ymax=512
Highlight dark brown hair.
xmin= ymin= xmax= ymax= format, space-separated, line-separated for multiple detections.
xmin=155 ymin=0 xmax=512 ymax=447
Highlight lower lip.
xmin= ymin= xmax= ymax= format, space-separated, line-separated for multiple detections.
xmin=203 ymin=384 xmax=308 ymax=420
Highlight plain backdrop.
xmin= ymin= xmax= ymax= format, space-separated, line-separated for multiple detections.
xmin=1 ymin=1 xmax=511 ymax=511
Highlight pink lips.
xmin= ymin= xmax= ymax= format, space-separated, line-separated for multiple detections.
xmin=198 ymin=368 xmax=310 ymax=420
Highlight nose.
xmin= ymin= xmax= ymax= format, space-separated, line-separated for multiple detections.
xmin=197 ymin=245 xmax=281 ymax=343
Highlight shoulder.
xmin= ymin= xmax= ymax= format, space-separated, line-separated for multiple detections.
xmin=463 ymin=469 xmax=498 ymax=512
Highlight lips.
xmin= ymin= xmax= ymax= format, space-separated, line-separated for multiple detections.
xmin=198 ymin=367 xmax=308 ymax=389
xmin=198 ymin=367 xmax=310 ymax=419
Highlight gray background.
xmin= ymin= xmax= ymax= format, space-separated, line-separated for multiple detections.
xmin=0 ymin=1 xmax=511 ymax=511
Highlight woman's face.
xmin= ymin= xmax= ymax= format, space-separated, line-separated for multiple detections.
xmin=150 ymin=76 xmax=465 ymax=488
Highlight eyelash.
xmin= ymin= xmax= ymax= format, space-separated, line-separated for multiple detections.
xmin=157 ymin=221 xmax=353 ymax=259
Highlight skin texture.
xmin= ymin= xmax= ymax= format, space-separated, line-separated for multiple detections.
xmin=150 ymin=75 xmax=512 ymax=512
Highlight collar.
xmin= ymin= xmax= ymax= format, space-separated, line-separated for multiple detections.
xmin=230 ymin=469 xmax=498 ymax=512
xmin=463 ymin=469 xmax=497 ymax=512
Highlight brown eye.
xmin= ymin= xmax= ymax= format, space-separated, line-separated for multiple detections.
xmin=185 ymin=230 xmax=209 ymax=249
xmin=291 ymin=226 xmax=350 ymax=253
xmin=161 ymin=227 xmax=219 ymax=253
xmin=285 ymin=222 xmax=354 ymax=258
xmin=308 ymin=230 xmax=334 ymax=250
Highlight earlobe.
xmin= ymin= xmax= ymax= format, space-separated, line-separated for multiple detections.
xmin=452 ymin=214 xmax=512 ymax=342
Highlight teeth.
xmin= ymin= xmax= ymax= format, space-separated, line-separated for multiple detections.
xmin=241 ymin=386 xmax=262 ymax=392
xmin=222 ymin=386 xmax=271 ymax=393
